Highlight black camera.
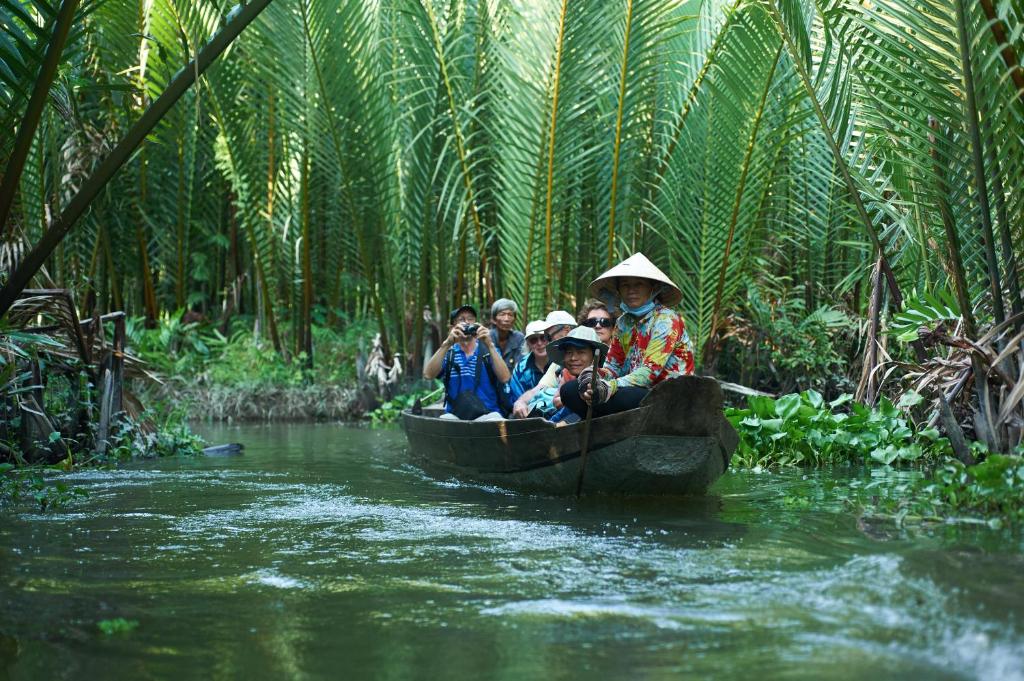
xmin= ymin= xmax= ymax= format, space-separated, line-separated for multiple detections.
xmin=462 ymin=323 xmax=480 ymax=335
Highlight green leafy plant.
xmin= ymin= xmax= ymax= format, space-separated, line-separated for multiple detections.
xmin=0 ymin=463 xmax=88 ymax=511
xmin=726 ymin=389 xmax=952 ymax=468
xmin=857 ymin=452 xmax=1024 ymax=526
xmin=925 ymin=455 xmax=1024 ymax=523
xmin=369 ymin=382 xmax=443 ymax=425
xmin=97 ymin=618 xmax=139 ymax=636
xmin=888 ymin=290 xmax=961 ymax=343
xmin=120 ymin=409 xmax=204 ymax=459
xmin=128 ymin=315 xmax=375 ymax=390
xmin=717 ymin=288 xmax=855 ymax=396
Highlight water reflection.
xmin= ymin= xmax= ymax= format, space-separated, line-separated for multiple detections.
xmin=0 ymin=422 xmax=1021 ymax=680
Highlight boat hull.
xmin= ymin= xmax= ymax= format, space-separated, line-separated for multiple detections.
xmin=401 ymin=376 xmax=738 ymax=496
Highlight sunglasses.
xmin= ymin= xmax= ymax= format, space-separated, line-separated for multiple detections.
xmin=543 ymin=326 xmax=569 ymax=342
xmin=526 ymin=335 xmax=547 ymax=344
xmin=582 ymin=317 xmax=614 ymax=329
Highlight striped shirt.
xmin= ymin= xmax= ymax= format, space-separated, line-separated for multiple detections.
xmin=440 ymin=343 xmax=501 ymax=414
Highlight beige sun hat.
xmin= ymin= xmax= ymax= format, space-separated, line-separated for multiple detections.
xmin=543 ymin=310 xmax=577 ymax=331
xmin=588 ymin=252 xmax=682 ymax=308
xmin=524 ymin=319 xmax=548 ymax=339
xmin=546 ymin=326 xmax=609 ymax=367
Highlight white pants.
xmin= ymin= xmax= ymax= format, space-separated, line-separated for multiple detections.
xmin=440 ymin=411 xmax=504 ymax=422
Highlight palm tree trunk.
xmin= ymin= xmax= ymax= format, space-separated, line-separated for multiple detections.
xmin=928 ymin=118 xmax=984 ymax=462
xmin=175 ymin=134 xmax=188 ymax=310
xmin=766 ymin=0 xmax=905 ymax=310
xmin=606 ymin=0 xmax=636 ymax=268
xmin=955 ymin=0 xmax=1005 ymax=326
xmin=543 ymin=0 xmax=570 ymax=310
xmin=300 ymin=147 xmax=313 ymax=370
xmin=521 ymin=92 xmax=554 ymax=319
xmin=454 ymin=228 xmax=468 ymax=304
xmin=137 ymin=155 xmax=158 ymax=327
xmin=856 ymin=258 xmax=884 ymax=406
xmin=640 ymin=0 xmax=744 ymax=230
xmin=412 ymin=234 xmax=431 ymax=376
xmin=928 ymin=119 xmax=976 ymax=337
xmin=985 ymin=131 xmax=1024 ymax=328
xmin=102 ymin=224 xmax=121 ymax=312
xmin=423 ymin=0 xmax=489 ymax=294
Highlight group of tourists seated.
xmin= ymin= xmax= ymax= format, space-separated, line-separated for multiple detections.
xmin=422 ymin=253 xmax=695 ymax=424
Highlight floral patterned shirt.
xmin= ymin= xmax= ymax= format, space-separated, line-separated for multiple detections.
xmin=604 ymin=304 xmax=695 ymax=393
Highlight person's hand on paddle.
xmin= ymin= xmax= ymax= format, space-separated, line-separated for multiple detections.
xmin=553 ymin=392 xmax=563 ymax=409
xmin=577 ymin=367 xmax=610 ymax=405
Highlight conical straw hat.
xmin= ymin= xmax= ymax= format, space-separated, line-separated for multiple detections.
xmin=588 ymin=253 xmax=682 ymax=308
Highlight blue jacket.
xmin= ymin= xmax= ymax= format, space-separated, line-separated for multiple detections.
xmin=508 ymin=352 xmax=550 ymax=402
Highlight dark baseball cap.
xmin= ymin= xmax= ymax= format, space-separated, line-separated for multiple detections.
xmin=449 ymin=304 xmax=478 ymax=323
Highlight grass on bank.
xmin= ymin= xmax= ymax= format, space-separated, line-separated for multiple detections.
xmin=369 ymin=382 xmax=443 ymax=424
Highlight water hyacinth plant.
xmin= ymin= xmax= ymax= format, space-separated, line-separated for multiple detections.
xmin=726 ymin=390 xmax=952 ymax=468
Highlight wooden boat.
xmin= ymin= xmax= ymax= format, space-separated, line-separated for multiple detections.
xmin=401 ymin=375 xmax=739 ymax=496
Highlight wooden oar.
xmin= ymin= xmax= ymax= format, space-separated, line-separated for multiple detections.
xmin=574 ymin=350 xmax=602 ymax=498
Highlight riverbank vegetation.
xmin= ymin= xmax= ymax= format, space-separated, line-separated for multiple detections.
xmin=727 ymin=390 xmax=953 ymax=469
xmin=1 ymin=1 xmax=1023 ymax=522
xmin=727 ymin=390 xmax=1024 ymax=526
xmin=126 ymin=312 xmax=378 ymax=420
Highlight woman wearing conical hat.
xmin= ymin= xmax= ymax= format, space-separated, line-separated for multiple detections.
xmin=559 ymin=253 xmax=695 ymax=419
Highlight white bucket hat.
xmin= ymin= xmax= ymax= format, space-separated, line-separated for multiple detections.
xmin=588 ymin=252 xmax=682 ymax=308
xmin=524 ymin=319 xmax=548 ymax=339
xmin=546 ymin=326 xmax=609 ymax=367
xmin=543 ymin=310 xmax=577 ymax=331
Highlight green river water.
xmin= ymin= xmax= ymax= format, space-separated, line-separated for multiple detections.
xmin=1 ymin=422 xmax=1022 ymax=680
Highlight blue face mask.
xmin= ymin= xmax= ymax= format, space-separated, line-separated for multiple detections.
xmin=619 ymin=284 xmax=663 ymax=317
xmin=619 ymin=297 xmax=657 ymax=317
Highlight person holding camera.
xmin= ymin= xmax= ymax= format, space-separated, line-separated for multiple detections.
xmin=423 ymin=304 xmax=511 ymax=421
